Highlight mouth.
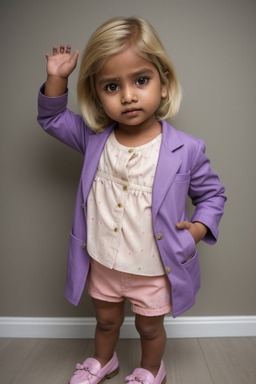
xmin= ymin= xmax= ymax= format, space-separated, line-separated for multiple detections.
xmin=122 ymin=108 xmax=142 ymax=117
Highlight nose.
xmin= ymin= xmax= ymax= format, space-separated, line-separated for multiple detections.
xmin=121 ymin=85 xmax=138 ymax=104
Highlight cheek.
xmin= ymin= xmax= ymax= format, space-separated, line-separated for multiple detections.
xmin=98 ymin=95 xmax=112 ymax=110
xmin=102 ymin=98 xmax=115 ymax=112
xmin=146 ymin=90 xmax=163 ymax=108
xmin=145 ymin=83 xmax=163 ymax=103
xmin=96 ymin=89 xmax=114 ymax=111
xmin=100 ymin=97 xmax=119 ymax=118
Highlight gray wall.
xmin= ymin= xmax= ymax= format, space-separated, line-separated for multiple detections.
xmin=1 ymin=0 xmax=255 ymax=318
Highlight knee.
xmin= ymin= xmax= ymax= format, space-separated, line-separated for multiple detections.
xmin=135 ymin=316 xmax=165 ymax=340
xmin=135 ymin=321 xmax=156 ymax=340
xmin=96 ymin=313 xmax=124 ymax=333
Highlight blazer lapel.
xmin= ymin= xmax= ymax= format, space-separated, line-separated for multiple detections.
xmin=152 ymin=121 xmax=184 ymax=221
xmin=81 ymin=124 xmax=114 ymax=200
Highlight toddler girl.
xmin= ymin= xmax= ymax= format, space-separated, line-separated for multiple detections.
xmin=38 ymin=17 xmax=226 ymax=384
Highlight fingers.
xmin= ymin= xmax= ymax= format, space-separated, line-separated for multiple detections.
xmin=70 ymin=49 xmax=79 ymax=66
xmin=176 ymin=221 xmax=191 ymax=230
xmin=50 ymin=44 xmax=74 ymax=55
xmin=52 ymin=46 xmax=58 ymax=55
xmin=66 ymin=44 xmax=71 ymax=54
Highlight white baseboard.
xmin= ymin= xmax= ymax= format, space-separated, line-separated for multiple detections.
xmin=0 ymin=316 xmax=256 ymax=339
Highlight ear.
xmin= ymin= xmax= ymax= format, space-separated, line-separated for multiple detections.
xmin=161 ymin=82 xmax=168 ymax=99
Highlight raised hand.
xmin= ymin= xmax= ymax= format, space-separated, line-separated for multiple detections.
xmin=46 ymin=44 xmax=79 ymax=79
xmin=44 ymin=44 xmax=79 ymax=97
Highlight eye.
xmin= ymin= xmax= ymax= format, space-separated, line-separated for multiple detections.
xmin=135 ymin=77 xmax=149 ymax=86
xmin=105 ymin=83 xmax=119 ymax=92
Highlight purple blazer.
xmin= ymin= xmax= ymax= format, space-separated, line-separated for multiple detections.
xmin=37 ymin=86 xmax=226 ymax=317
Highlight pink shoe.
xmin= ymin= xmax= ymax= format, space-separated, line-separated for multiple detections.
xmin=125 ymin=360 xmax=166 ymax=384
xmin=69 ymin=352 xmax=119 ymax=384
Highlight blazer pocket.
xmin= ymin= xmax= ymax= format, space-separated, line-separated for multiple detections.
xmin=181 ymin=250 xmax=201 ymax=294
xmin=178 ymin=228 xmax=196 ymax=264
xmin=174 ymin=171 xmax=190 ymax=183
xmin=181 ymin=250 xmax=196 ymax=265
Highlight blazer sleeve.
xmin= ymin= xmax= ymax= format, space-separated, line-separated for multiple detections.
xmin=189 ymin=139 xmax=227 ymax=244
xmin=37 ymin=84 xmax=91 ymax=154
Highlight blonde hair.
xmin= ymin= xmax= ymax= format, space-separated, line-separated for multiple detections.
xmin=77 ymin=17 xmax=181 ymax=133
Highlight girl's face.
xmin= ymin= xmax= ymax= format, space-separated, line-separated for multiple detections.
xmin=95 ymin=45 xmax=167 ymax=133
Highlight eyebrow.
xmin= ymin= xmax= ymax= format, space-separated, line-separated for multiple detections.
xmin=98 ymin=68 xmax=154 ymax=85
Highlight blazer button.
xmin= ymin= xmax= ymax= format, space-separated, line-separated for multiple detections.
xmin=82 ymin=203 xmax=85 ymax=209
xmin=156 ymin=233 xmax=163 ymax=240
xmin=82 ymin=243 xmax=86 ymax=249
xmin=165 ymin=266 xmax=171 ymax=274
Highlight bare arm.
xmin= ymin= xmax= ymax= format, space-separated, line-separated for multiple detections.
xmin=44 ymin=44 xmax=79 ymax=97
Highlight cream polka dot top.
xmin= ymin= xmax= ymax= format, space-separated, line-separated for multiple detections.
xmin=87 ymin=130 xmax=165 ymax=276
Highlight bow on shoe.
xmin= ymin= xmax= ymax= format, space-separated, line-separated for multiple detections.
xmin=125 ymin=369 xmax=155 ymax=384
xmin=125 ymin=375 xmax=145 ymax=383
xmin=75 ymin=362 xmax=99 ymax=375
xmin=76 ymin=363 xmax=86 ymax=370
xmin=72 ymin=363 xmax=98 ymax=383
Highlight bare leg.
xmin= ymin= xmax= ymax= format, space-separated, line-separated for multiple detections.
xmin=92 ymin=298 xmax=125 ymax=367
xmin=135 ymin=314 xmax=166 ymax=377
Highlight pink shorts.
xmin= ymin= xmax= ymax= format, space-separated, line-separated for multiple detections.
xmin=87 ymin=259 xmax=172 ymax=316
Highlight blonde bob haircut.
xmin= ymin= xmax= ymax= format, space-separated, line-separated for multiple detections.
xmin=77 ymin=17 xmax=181 ymax=133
